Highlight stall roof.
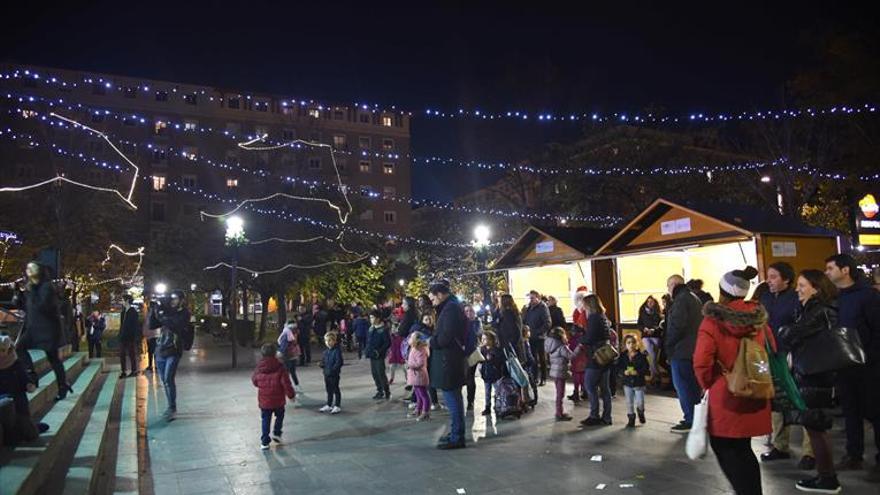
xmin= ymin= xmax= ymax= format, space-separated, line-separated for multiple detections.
xmin=596 ymin=198 xmax=837 ymax=255
xmin=493 ymin=225 xmax=617 ymax=269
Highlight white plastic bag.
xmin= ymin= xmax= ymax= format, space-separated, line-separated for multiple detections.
xmin=686 ymin=391 xmax=709 ymax=460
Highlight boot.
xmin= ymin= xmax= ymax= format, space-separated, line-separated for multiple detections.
xmin=626 ymin=414 xmax=636 ymax=428
xmin=637 ymin=409 xmax=646 ymax=424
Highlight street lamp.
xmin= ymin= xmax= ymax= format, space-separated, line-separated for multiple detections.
xmin=225 ymin=215 xmax=246 ymax=368
xmin=154 ymin=283 xmax=167 ymax=295
xmin=472 ymin=224 xmax=491 ymax=322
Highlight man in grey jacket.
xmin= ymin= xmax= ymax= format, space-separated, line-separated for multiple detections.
xmin=523 ymin=290 xmax=551 ymax=385
xmin=665 ymin=274 xmax=704 ymax=433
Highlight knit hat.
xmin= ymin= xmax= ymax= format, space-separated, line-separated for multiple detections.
xmin=719 ymin=266 xmax=759 ymax=299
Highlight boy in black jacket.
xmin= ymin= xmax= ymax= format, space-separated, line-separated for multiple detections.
xmin=618 ymin=334 xmax=650 ymax=428
xmin=365 ymin=310 xmax=391 ymax=400
xmin=319 ymin=332 xmax=343 ymax=414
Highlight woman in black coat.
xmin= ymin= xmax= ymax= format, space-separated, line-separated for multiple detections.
xmin=13 ymin=262 xmax=71 ymax=401
xmin=777 ymin=269 xmax=842 ymax=494
xmin=398 ymin=296 xmax=418 ymax=338
xmin=497 ymin=294 xmax=524 ymax=361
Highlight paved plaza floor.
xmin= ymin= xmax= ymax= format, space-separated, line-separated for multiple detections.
xmin=136 ymin=337 xmax=878 ymax=495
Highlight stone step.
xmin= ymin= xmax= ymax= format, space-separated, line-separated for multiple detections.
xmin=112 ymin=374 xmax=139 ymax=495
xmin=27 ymin=352 xmax=89 ymax=419
xmin=60 ymin=371 xmax=122 ymax=495
xmin=28 ymin=345 xmax=72 ymax=377
xmin=0 ymin=359 xmax=105 ymax=495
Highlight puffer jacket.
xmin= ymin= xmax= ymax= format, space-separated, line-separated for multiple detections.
xmin=545 ymin=336 xmax=578 ymax=379
xmin=406 ymin=346 xmax=430 ymax=387
xmin=251 ymin=357 xmax=295 ymax=409
xmin=693 ymin=300 xmax=775 ymax=438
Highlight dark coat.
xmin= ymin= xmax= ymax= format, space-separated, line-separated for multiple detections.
xmin=479 ymin=345 xmax=505 ymax=382
xmin=18 ymin=282 xmax=62 ymax=350
xmin=836 ymin=280 xmax=880 ymax=364
xmin=251 ymin=357 xmax=294 ymax=409
xmin=497 ymin=309 xmax=524 ymax=360
xmin=522 ymin=301 xmax=551 ymax=338
xmin=0 ymin=359 xmax=32 ymax=416
xmin=665 ymin=285 xmax=703 ymax=361
xmin=157 ymin=306 xmax=191 ymax=356
xmin=86 ymin=315 xmax=106 ymax=343
xmin=548 ymin=304 xmax=566 ymax=329
xmin=352 ymin=317 xmax=370 ymax=340
xmin=759 ymin=288 xmax=800 ymax=353
xmin=617 ymin=351 xmax=650 ymax=388
xmin=429 ymin=297 xmax=467 ymax=390
xmin=778 ymin=298 xmax=839 ymax=431
xmin=322 ymin=345 xmax=343 ymax=377
xmin=397 ymin=309 xmax=417 ymax=338
xmin=364 ymin=325 xmax=390 ymax=360
xmin=580 ymin=313 xmax=612 ymax=369
xmin=465 ymin=319 xmax=481 ymax=355
xmin=119 ymin=306 xmax=141 ymax=342
xmin=637 ymin=305 xmax=662 ymax=332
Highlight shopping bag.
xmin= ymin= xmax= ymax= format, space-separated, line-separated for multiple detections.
xmin=505 ymin=344 xmax=530 ymax=388
xmin=767 ymin=341 xmax=806 ymax=414
xmin=686 ymin=391 xmax=709 ymax=460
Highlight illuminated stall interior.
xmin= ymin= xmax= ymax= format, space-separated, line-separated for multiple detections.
xmin=492 ymin=226 xmax=617 ymax=319
xmin=595 ymin=199 xmax=839 ymax=325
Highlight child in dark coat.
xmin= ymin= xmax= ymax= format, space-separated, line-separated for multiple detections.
xmin=0 ymin=334 xmax=49 ymax=445
xmin=617 ymin=335 xmax=650 ymax=427
xmin=319 ymin=332 xmax=343 ymax=414
xmin=252 ymin=343 xmax=295 ymax=449
xmin=479 ymin=330 xmax=505 ymax=416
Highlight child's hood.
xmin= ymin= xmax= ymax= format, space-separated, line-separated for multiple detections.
xmin=256 ymin=356 xmax=284 ymax=374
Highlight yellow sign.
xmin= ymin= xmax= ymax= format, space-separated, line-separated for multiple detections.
xmin=859 ymin=194 xmax=878 ymax=219
xmin=858 ymin=234 xmax=880 ymax=247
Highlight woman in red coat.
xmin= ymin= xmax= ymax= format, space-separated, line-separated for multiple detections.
xmin=693 ymin=266 xmax=775 ymax=495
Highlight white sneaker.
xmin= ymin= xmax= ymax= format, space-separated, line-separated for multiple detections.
xmin=260 ymin=443 xmax=270 ymax=450
xmin=430 ymin=404 xmax=438 ymax=411
xmin=330 ymin=406 xmax=341 ymax=414
xmin=319 ymin=405 xmax=332 ymax=413
xmin=408 ymin=402 xmax=417 ymax=410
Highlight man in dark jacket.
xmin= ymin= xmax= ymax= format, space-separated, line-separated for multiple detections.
xmin=523 ymin=290 xmax=551 ymax=385
xmin=119 ymin=295 xmax=141 ymax=379
xmin=665 ymin=274 xmax=703 ymax=433
xmin=759 ymin=262 xmax=813 ymax=467
xmin=429 ymin=279 xmax=467 ymax=450
xmin=825 ymin=254 xmax=880 ymax=476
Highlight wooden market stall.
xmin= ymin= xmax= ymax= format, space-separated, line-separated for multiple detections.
xmin=491 ymin=226 xmax=617 ymax=320
xmin=593 ymin=198 xmax=840 ymax=325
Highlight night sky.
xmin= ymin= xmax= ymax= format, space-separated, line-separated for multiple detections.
xmin=1 ymin=2 xmax=873 ymax=200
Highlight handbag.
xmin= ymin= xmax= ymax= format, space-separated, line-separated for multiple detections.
xmin=504 ymin=344 xmax=530 ymax=388
xmin=467 ymin=346 xmax=485 ymax=367
xmin=794 ymin=325 xmax=866 ymax=376
xmin=686 ymin=391 xmax=709 ymax=460
xmin=157 ymin=327 xmax=179 ymax=357
xmin=592 ymin=342 xmax=619 ymax=368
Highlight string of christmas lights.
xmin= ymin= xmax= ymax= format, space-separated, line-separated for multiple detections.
xmin=100 ymin=243 xmax=145 ymax=284
xmin=4 ymin=66 xmax=876 ymax=125
xmin=204 ymin=254 xmax=371 ymax=276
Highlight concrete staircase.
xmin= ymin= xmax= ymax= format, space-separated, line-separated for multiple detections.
xmin=0 ymin=349 xmax=138 ymax=495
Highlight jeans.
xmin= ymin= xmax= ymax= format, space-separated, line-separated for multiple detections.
xmin=466 ymin=365 xmax=477 ymax=406
xmin=370 ymin=358 xmax=389 ymax=395
xmin=642 ymin=337 xmax=661 ymax=376
xmin=529 ymin=337 xmax=547 ymax=382
xmin=414 ymin=386 xmax=430 ymax=414
xmin=441 ymin=387 xmax=465 ymax=444
xmin=484 ymin=381 xmax=494 ymax=411
xmin=837 ymin=369 xmax=880 ymax=461
xmin=624 ymin=385 xmax=645 ymax=415
xmin=324 ymin=375 xmax=341 ymax=407
xmin=710 ymin=436 xmax=763 ymax=495
xmin=584 ymin=368 xmax=611 ymax=421
xmin=87 ymin=339 xmax=102 ymax=358
xmin=260 ymin=407 xmax=284 ymax=445
xmin=284 ymin=359 xmax=299 ymax=386
xmin=554 ymin=377 xmax=567 ymax=417
xmin=155 ymin=352 xmax=180 ymax=410
xmin=670 ymin=359 xmax=701 ymax=425
xmin=120 ymin=339 xmax=139 ymax=374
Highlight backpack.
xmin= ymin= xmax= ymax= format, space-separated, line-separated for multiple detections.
xmin=722 ymin=328 xmax=775 ymax=400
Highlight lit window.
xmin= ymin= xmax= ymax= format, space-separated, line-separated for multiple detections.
xmin=382 ymin=138 xmax=394 ymax=151
xmin=184 ymin=120 xmax=198 ymax=131
xmin=182 ymin=146 xmax=198 ymax=160
xmin=182 ymin=175 xmax=197 ymax=189
xmin=154 ymin=120 xmax=168 ymax=135
xmin=384 ymin=211 xmax=397 ymax=224
xmin=21 ymin=110 xmax=37 ymax=119
xmin=227 ymin=97 xmax=240 ymax=109
xmin=309 ymin=157 xmax=321 ymax=170
xmin=383 ymin=186 xmax=396 ymax=197
xmin=308 ymin=108 xmax=320 ymax=118
xmin=184 ymin=94 xmax=197 ymax=105
xmin=382 ymin=115 xmax=393 ymax=127
xmin=359 ymin=161 xmax=371 ymax=173
xmin=359 ymin=137 xmax=371 ymax=150
xmin=333 ymin=135 xmax=346 ymax=148
xmin=383 ymin=163 xmax=395 ymax=175
xmin=226 ymin=178 xmax=239 ymax=188
xmin=152 ymin=175 xmax=166 ymax=191
xmin=155 ymin=90 xmax=168 ymax=102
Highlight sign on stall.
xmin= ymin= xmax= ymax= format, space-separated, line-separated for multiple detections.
xmin=661 ymin=217 xmax=692 ymax=236
xmin=771 ymin=241 xmax=797 ymax=257
xmin=535 ymin=240 xmax=555 ymax=254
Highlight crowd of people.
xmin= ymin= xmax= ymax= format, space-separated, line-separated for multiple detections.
xmin=0 ymin=252 xmax=878 ymax=495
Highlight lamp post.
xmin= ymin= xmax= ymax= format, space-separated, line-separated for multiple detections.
xmin=225 ymin=216 xmax=246 ymax=368
xmin=473 ymin=224 xmax=491 ymax=321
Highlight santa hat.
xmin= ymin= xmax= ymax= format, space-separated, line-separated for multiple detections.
xmin=572 ymin=285 xmax=590 ymax=306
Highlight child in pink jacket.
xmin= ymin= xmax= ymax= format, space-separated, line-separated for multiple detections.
xmin=406 ymin=332 xmax=430 ymax=421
